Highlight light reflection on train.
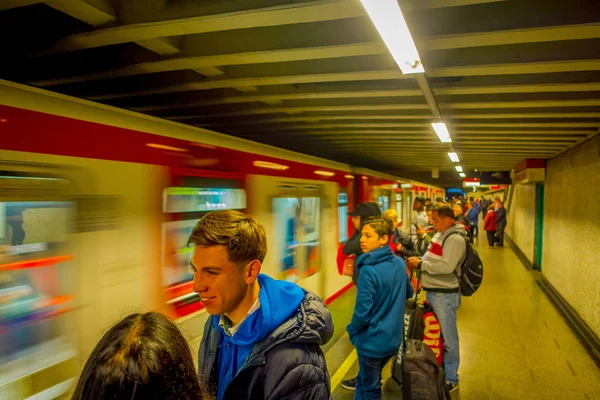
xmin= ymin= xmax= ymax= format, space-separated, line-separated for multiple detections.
xmin=0 ymin=82 xmax=443 ymax=399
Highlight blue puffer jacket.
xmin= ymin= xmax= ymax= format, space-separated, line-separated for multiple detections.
xmin=198 ymin=275 xmax=334 ymax=400
xmin=347 ymin=246 xmax=413 ymax=358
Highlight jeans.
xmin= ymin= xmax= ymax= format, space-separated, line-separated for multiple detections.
xmin=426 ymin=291 xmax=460 ymax=385
xmin=486 ymin=231 xmax=496 ymax=246
xmin=497 ymin=222 xmax=506 ymax=246
xmin=356 ymin=354 xmax=393 ymax=400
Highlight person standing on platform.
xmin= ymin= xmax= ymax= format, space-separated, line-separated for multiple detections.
xmin=495 ymin=201 xmax=507 ymax=247
xmin=343 ymin=202 xmax=382 ymax=284
xmin=484 ymin=205 xmax=498 ymax=248
xmin=347 ymin=216 xmax=413 ymax=400
xmin=466 ymin=201 xmax=479 ymax=240
xmin=189 ymin=210 xmax=333 ymax=400
xmin=406 ymin=204 xmax=466 ymax=394
xmin=409 ymin=197 xmax=429 ymax=246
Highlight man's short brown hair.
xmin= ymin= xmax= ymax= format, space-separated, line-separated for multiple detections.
xmin=432 ymin=204 xmax=455 ymax=220
xmin=187 ymin=210 xmax=267 ymax=264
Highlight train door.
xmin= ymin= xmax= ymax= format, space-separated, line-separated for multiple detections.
xmin=272 ymin=185 xmax=322 ymax=284
xmin=404 ymin=191 xmax=413 ymax=228
xmin=395 ymin=191 xmax=403 ymax=225
xmin=0 ymin=168 xmax=78 ymax=399
xmin=160 ymin=172 xmax=246 ymax=330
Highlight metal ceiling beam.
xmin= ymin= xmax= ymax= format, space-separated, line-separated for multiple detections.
xmin=419 ymin=23 xmax=600 ymax=51
xmin=0 ymin=0 xmax=45 ymax=11
xmin=86 ymin=59 xmax=600 ymax=100
xmin=166 ymin=104 xmax=431 ymax=119
xmin=428 ymin=60 xmax=600 ymax=78
xmin=400 ymin=0 xmax=507 ymax=11
xmin=34 ymin=0 xmax=366 ymax=56
xmin=130 ymin=83 xmax=600 ymax=112
xmin=292 ymin=129 xmax=593 ymax=136
xmin=245 ymin=122 xmax=600 ymax=130
xmin=441 ymin=99 xmax=600 ymax=109
xmin=435 ymin=82 xmax=600 ymax=95
xmin=169 ymin=111 xmax=600 ymax=121
xmin=31 ymin=42 xmax=387 ymax=86
xmin=131 ymin=89 xmax=424 ymax=111
xmin=135 ymin=37 xmax=182 ymax=55
xmin=87 ymin=70 xmax=411 ymax=100
xmin=46 ymin=0 xmax=116 ymax=26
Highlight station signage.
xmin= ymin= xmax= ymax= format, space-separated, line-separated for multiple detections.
xmin=514 ymin=159 xmax=546 ymax=184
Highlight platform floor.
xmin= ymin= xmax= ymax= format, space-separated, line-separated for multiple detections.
xmin=325 ymin=236 xmax=600 ymax=400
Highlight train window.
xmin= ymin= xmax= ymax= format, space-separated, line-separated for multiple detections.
xmin=338 ymin=192 xmax=348 ymax=244
xmin=161 ymin=186 xmax=246 ymax=317
xmin=273 ymin=196 xmax=321 ymax=283
xmin=163 ymin=187 xmax=246 ymax=213
xmin=0 ymin=178 xmax=77 ymax=399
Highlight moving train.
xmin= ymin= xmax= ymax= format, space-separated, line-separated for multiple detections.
xmin=0 ymin=80 xmax=443 ymax=399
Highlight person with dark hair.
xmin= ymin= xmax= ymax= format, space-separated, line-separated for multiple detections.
xmin=71 ymin=312 xmax=201 ymax=400
xmin=406 ymin=204 xmax=466 ymax=394
xmin=495 ymin=201 xmax=507 ymax=247
xmin=424 ymin=198 xmax=432 ymax=208
xmin=188 ymin=210 xmax=333 ymax=400
xmin=347 ymin=216 xmax=412 ymax=399
xmin=343 ymin=202 xmax=382 ymax=284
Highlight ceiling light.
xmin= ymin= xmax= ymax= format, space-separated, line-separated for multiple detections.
xmin=459 ymin=173 xmax=466 ymax=178
xmin=253 ymin=161 xmax=289 ymax=170
xmin=431 ymin=122 xmax=452 ymax=143
xmin=455 ymin=166 xmax=463 ymax=172
xmin=314 ymin=170 xmax=335 ymax=177
xmin=360 ymin=0 xmax=424 ymax=74
xmin=344 ymin=174 xmax=355 ymax=179
xmin=448 ymin=152 xmax=460 ymax=162
xmin=146 ymin=143 xmax=188 ymax=152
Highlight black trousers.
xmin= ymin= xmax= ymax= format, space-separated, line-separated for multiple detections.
xmin=497 ymin=222 xmax=506 ymax=246
xmin=486 ymin=231 xmax=496 ymax=246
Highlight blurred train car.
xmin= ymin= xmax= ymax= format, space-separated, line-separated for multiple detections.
xmin=0 ymin=80 xmax=442 ymax=399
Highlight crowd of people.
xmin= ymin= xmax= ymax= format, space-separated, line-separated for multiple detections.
xmin=70 ymin=195 xmax=505 ymax=399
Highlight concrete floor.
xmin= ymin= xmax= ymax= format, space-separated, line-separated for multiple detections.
xmin=325 ymin=237 xmax=600 ymax=400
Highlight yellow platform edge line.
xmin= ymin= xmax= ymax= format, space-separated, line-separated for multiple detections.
xmin=330 ymin=349 xmax=357 ymax=392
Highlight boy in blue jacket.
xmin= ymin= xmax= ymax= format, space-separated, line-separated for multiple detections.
xmin=347 ymin=216 xmax=413 ymax=400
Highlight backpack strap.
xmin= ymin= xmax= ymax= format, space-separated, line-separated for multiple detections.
xmin=441 ymin=231 xmax=467 ymax=283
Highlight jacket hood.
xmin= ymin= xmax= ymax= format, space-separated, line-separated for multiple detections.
xmin=356 ymin=246 xmax=394 ymax=269
xmin=250 ymin=290 xmax=334 ymax=356
xmin=214 ymin=274 xmax=305 ymax=347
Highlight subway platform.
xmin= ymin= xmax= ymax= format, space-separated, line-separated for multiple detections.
xmin=324 ymin=238 xmax=600 ymax=400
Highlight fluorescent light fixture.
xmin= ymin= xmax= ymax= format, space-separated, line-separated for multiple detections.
xmin=146 ymin=143 xmax=188 ymax=152
xmin=431 ymin=122 xmax=452 ymax=143
xmin=459 ymin=173 xmax=466 ymax=178
xmin=344 ymin=174 xmax=355 ymax=179
xmin=314 ymin=170 xmax=335 ymax=177
xmin=455 ymin=166 xmax=463 ymax=173
xmin=448 ymin=152 xmax=460 ymax=162
xmin=360 ymin=0 xmax=424 ymax=74
xmin=253 ymin=161 xmax=289 ymax=170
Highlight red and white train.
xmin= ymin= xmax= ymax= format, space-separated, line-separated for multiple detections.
xmin=0 ymin=79 xmax=443 ymax=399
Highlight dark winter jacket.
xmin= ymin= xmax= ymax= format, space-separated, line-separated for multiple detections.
xmin=197 ymin=284 xmax=334 ymax=400
xmin=496 ymin=207 xmax=507 ymax=226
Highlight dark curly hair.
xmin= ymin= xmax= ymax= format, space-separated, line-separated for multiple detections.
xmin=71 ymin=312 xmax=201 ymax=400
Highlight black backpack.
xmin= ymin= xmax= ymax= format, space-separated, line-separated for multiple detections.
xmin=443 ymin=232 xmax=484 ymax=296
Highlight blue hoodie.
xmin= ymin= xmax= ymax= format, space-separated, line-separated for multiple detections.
xmin=214 ymin=274 xmax=305 ymax=400
xmin=347 ymin=246 xmax=413 ymax=358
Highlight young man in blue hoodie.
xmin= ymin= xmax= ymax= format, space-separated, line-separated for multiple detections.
xmin=347 ymin=216 xmax=413 ymax=400
xmin=188 ymin=210 xmax=334 ymax=400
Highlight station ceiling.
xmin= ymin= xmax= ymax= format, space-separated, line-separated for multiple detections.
xmin=1 ymin=0 xmax=599 ymax=186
